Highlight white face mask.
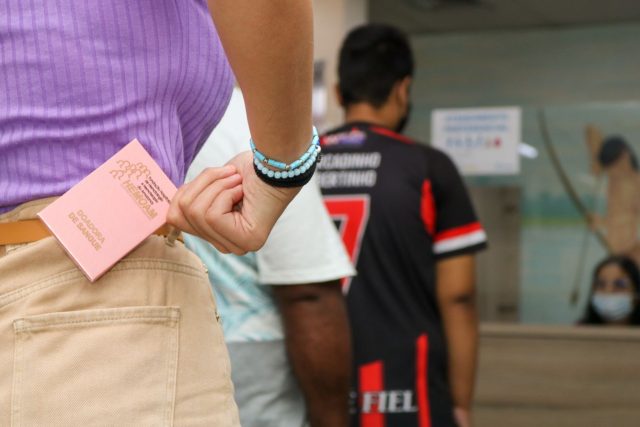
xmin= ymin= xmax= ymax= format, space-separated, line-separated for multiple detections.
xmin=592 ymin=293 xmax=634 ymax=322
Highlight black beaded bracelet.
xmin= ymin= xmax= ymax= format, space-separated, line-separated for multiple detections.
xmin=253 ymin=161 xmax=318 ymax=188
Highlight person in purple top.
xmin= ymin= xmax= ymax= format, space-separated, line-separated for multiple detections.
xmin=0 ymin=1 xmax=315 ymax=425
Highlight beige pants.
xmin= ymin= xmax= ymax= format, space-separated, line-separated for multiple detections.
xmin=0 ymin=199 xmax=240 ymax=426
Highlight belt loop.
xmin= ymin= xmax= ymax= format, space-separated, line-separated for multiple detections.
xmin=165 ymin=227 xmax=182 ymax=247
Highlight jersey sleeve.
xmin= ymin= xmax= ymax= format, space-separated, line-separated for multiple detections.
xmin=422 ymin=148 xmax=488 ymax=259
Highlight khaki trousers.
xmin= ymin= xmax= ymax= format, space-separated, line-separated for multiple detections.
xmin=0 ymin=199 xmax=240 ymax=426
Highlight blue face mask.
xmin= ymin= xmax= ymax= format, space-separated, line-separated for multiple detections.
xmin=592 ymin=293 xmax=634 ymax=322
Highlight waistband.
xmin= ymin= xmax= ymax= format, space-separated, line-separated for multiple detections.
xmin=0 ymin=198 xmax=181 ymax=254
xmin=0 ymin=198 xmax=56 ymax=258
xmin=0 ymin=197 xmax=57 ymax=224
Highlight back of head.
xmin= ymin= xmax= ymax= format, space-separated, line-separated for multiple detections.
xmin=598 ymin=135 xmax=638 ymax=170
xmin=338 ymin=24 xmax=414 ymax=109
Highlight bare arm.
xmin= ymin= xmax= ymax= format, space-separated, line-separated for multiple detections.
xmin=272 ymin=281 xmax=351 ymax=427
xmin=208 ymin=0 xmax=313 ymax=162
xmin=436 ymin=255 xmax=478 ymax=427
xmin=168 ymin=1 xmax=314 ymax=254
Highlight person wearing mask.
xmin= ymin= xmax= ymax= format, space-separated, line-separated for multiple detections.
xmin=0 ymin=1 xmax=314 ymax=425
xmin=185 ymin=87 xmax=355 ymax=427
xmin=319 ymin=24 xmax=487 ymax=427
xmin=580 ymin=256 xmax=640 ymax=325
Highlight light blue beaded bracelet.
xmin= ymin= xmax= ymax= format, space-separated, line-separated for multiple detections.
xmin=250 ymin=127 xmax=320 ymax=172
xmin=253 ymin=143 xmax=321 ymax=180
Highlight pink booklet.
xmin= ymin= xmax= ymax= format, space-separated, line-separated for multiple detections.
xmin=39 ymin=139 xmax=178 ymax=281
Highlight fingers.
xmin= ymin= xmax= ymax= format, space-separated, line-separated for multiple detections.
xmin=202 ymin=185 xmax=248 ymax=255
xmin=167 ymin=186 xmax=198 ymax=236
xmin=167 ymin=166 xmax=245 ymax=253
xmin=182 ymin=165 xmax=237 ymax=204
xmin=209 ymin=184 xmax=269 ymax=252
xmin=207 ymin=183 xmax=245 ymax=219
xmin=190 ymin=180 xmax=247 ymax=255
xmin=187 ymin=173 xmax=242 ymax=233
xmin=168 ymin=165 xmax=237 ymax=229
xmin=205 ymin=185 xmax=248 ymax=247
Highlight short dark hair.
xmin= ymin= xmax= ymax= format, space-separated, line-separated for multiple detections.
xmin=598 ymin=135 xmax=638 ymax=170
xmin=580 ymin=255 xmax=640 ymax=325
xmin=338 ymin=24 xmax=414 ymax=108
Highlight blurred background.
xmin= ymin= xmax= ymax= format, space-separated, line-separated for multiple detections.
xmin=313 ymin=1 xmax=640 ymax=425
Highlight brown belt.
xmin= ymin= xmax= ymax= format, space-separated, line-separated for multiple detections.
xmin=0 ymin=219 xmax=179 ymax=246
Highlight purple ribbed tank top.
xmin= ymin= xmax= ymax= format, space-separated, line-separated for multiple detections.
xmin=0 ymin=0 xmax=234 ymax=214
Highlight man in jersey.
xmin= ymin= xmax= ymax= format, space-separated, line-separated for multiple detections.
xmin=319 ymin=24 xmax=487 ymax=427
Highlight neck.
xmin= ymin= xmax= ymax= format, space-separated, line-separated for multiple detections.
xmin=344 ymin=103 xmax=398 ymax=130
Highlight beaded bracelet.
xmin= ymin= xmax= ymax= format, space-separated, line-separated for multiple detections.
xmin=250 ymin=127 xmax=320 ymax=172
xmin=253 ymin=160 xmax=318 ymax=188
xmin=250 ymin=127 xmax=321 ymax=187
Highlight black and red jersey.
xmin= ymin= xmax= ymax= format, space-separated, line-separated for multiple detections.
xmin=319 ymin=122 xmax=487 ymax=427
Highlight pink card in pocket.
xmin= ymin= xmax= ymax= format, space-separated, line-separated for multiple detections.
xmin=38 ymin=139 xmax=178 ymax=282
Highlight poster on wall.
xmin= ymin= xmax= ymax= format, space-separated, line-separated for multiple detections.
xmin=431 ymin=107 xmax=521 ymax=175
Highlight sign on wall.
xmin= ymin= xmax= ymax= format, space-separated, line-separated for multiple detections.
xmin=431 ymin=107 xmax=521 ymax=175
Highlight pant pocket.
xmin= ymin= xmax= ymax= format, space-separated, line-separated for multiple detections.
xmin=11 ymin=306 xmax=180 ymax=427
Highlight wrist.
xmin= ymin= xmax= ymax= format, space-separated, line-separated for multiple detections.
xmin=251 ymin=127 xmax=321 ymax=188
xmin=251 ymin=166 xmax=301 ymax=202
xmin=250 ymin=122 xmax=315 ymax=163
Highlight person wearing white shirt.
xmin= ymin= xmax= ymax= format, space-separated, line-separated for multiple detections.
xmin=185 ymin=88 xmax=356 ymax=427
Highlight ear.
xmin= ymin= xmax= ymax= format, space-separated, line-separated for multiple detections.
xmin=396 ymin=76 xmax=412 ymax=106
xmin=334 ymin=83 xmax=345 ymax=107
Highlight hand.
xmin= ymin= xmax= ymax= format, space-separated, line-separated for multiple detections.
xmin=453 ymin=407 xmax=471 ymax=427
xmin=167 ymin=151 xmax=300 ymax=255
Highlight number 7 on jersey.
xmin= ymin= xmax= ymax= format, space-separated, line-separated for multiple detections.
xmin=323 ymin=195 xmax=370 ymax=293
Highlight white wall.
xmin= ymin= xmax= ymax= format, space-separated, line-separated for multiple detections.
xmin=313 ymin=0 xmax=368 ymax=130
